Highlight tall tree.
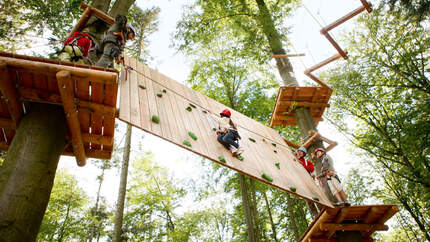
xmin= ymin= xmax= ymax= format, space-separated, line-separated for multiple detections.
xmin=324 ymin=4 xmax=430 ymax=240
xmin=0 ymin=1 xmax=136 ymax=240
xmin=112 ymin=5 xmax=159 ymax=241
xmin=174 ymin=0 xmax=335 ymax=207
xmin=37 ymin=170 xmax=89 ymax=241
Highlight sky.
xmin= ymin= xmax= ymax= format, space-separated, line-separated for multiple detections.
xmin=53 ymin=0 xmax=372 ymax=212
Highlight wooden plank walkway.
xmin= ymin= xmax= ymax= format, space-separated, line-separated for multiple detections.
xmin=119 ymin=57 xmax=332 ymax=207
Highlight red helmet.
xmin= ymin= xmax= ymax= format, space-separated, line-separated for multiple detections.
xmin=220 ymin=109 xmax=231 ymax=117
xmin=314 ymin=148 xmax=325 ymax=154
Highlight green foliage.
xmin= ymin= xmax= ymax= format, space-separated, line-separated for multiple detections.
xmin=325 ymin=5 xmax=430 ymax=240
xmin=383 ymin=0 xmax=430 ymax=22
xmin=37 ymin=170 xmax=88 ymax=241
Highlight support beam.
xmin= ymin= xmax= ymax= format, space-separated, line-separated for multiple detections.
xmin=272 ymin=53 xmax=305 ymax=58
xmin=0 ymin=118 xmax=15 ymax=130
xmin=63 ymin=149 xmax=111 ymax=160
xmin=0 ymin=141 xmax=8 ymax=150
xmin=322 ymin=6 xmax=367 ymax=32
xmin=277 ymin=116 xmax=323 ymax=122
xmin=0 ymin=62 xmax=22 ymax=126
xmin=82 ymin=133 xmax=113 ymax=146
xmin=283 ymin=137 xmax=300 ymax=149
xmin=80 ymin=2 xmax=115 ymax=25
xmin=365 ymin=206 xmax=399 ymax=236
xmin=18 ymin=87 xmax=116 ymax=117
xmin=320 ymin=223 xmax=388 ymax=232
xmin=0 ymin=56 xmax=118 ymax=84
xmin=326 ymin=208 xmax=349 ymax=238
xmin=57 ymin=71 xmax=86 ymax=166
xmin=278 ymin=101 xmax=330 ymax=108
xmin=68 ymin=6 xmax=93 ymax=37
xmin=306 ymin=53 xmax=344 ymax=73
xmin=304 ymin=72 xmax=331 ymax=90
xmin=320 ymin=31 xmax=348 ymax=59
xmin=363 ymin=207 xmax=379 ymax=224
xmin=360 ymin=0 xmax=373 ymax=12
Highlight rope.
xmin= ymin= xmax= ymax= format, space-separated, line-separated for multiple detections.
xmin=290 ymin=44 xmax=307 ymax=70
xmin=123 ymin=64 xmax=290 ymax=149
xmin=302 ymin=3 xmax=324 ymax=28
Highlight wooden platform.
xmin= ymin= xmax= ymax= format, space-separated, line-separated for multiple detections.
xmin=300 ymin=205 xmax=399 ymax=242
xmin=269 ymin=86 xmax=332 ymax=127
xmin=0 ymin=52 xmax=118 ymax=166
xmin=119 ymin=57 xmax=333 ymax=207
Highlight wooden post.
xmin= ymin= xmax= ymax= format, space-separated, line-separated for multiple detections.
xmin=322 ymin=6 xmax=367 ymax=32
xmin=57 ymin=70 xmax=86 ymax=166
xmin=320 ymin=31 xmax=348 ymax=59
xmin=0 ymin=62 xmax=22 ymax=126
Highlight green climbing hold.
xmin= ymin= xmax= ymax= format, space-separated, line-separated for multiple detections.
xmin=151 ymin=115 xmax=160 ymax=124
xmin=237 ymin=155 xmax=244 ymax=161
xmin=289 ymin=186 xmax=297 ymax=192
xmin=274 ymin=150 xmax=277 ymax=154
xmin=189 ymin=103 xmax=196 ymax=108
xmin=157 ymin=93 xmax=162 ymax=97
xmin=162 ymin=89 xmax=167 ymax=93
xmin=186 ymin=107 xmax=192 ymax=112
xmin=262 ymin=173 xmax=273 ymax=182
xmin=218 ymin=156 xmax=226 ymax=163
xmin=262 ymin=138 xmax=266 ymax=142
xmin=212 ymin=128 xmax=217 ymax=131
xmin=203 ymin=110 xmax=208 ymax=114
xmin=138 ymin=85 xmax=146 ymax=89
xmin=188 ymin=132 xmax=197 ymax=140
xmin=183 ymin=140 xmax=192 ymax=147
xmin=248 ymin=138 xmax=256 ymax=143
xmin=275 ymin=162 xmax=280 ymax=169
xmin=312 ymin=197 xmax=320 ymax=201
xmin=272 ymin=143 xmax=277 ymax=147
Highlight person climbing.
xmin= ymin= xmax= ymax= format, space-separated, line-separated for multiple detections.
xmin=209 ymin=109 xmax=244 ymax=156
xmin=95 ymin=15 xmax=135 ymax=68
xmin=295 ymin=147 xmax=315 ymax=177
xmin=314 ymin=147 xmax=350 ymax=206
xmin=58 ymin=31 xmax=95 ymax=64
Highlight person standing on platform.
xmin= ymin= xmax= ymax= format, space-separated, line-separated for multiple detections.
xmin=95 ymin=15 xmax=135 ymax=68
xmin=314 ymin=147 xmax=350 ymax=206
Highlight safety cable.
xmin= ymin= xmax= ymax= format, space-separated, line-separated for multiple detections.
xmin=122 ymin=64 xmax=291 ymax=149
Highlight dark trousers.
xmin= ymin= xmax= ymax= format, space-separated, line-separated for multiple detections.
xmin=217 ymin=130 xmax=239 ymax=149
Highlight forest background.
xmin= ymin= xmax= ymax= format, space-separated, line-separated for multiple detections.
xmin=0 ymin=0 xmax=428 ymax=241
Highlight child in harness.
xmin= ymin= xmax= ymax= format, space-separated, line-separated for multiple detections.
xmin=59 ymin=31 xmax=95 ymax=65
xmin=209 ymin=109 xmax=244 ymax=156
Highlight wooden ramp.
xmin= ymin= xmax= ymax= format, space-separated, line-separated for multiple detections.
xmin=0 ymin=52 xmax=118 ymax=166
xmin=300 ymin=205 xmax=399 ymax=242
xmin=119 ymin=57 xmax=333 ymax=207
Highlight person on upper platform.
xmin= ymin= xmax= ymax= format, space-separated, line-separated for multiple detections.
xmin=95 ymin=15 xmax=135 ymax=68
xmin=209 ymin=109 xmax=244 ymax=156
xmin=58 ymin=31 xmax=95 ymax=65
xmin=295 ymin=147 xmax=315 ymax=177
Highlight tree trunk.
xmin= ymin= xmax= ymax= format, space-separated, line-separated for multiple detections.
xmin=263 ymin=190 xmax=278 ymax=242
xmin=286 ymin=194 xmax=300 ymax=241
xmin=109 ymin=0 xmax=136 ymax=19
xmin=306 ymin=199 xmax=319 ymax=218
xmin=89 ymin=165 xmax=106 ymax=241
xmin=249 ymin=179 xmax=261 ymax=241
xmin=254 ymin=0 xmax=336 ymax=204
xmin=58 ymin=203 xmax=71 ymax=242
xmin=0 ymin=103 xmax=67 ymax=241
xmin=112 ymin=124 xmax=132 ymax=242
xmin=238 ymin=174 xmax=256 ymax=242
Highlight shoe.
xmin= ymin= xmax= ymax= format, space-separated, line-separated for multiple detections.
xmin=236 ymin=147 xmax=244 ymax=156
xmin=333 ymin=202 xmax=343 ymax=206
xmin=343 ymin=201 xmax=351 ymax=206
xmin=230 ymin=146 xmax=238 ymax=155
